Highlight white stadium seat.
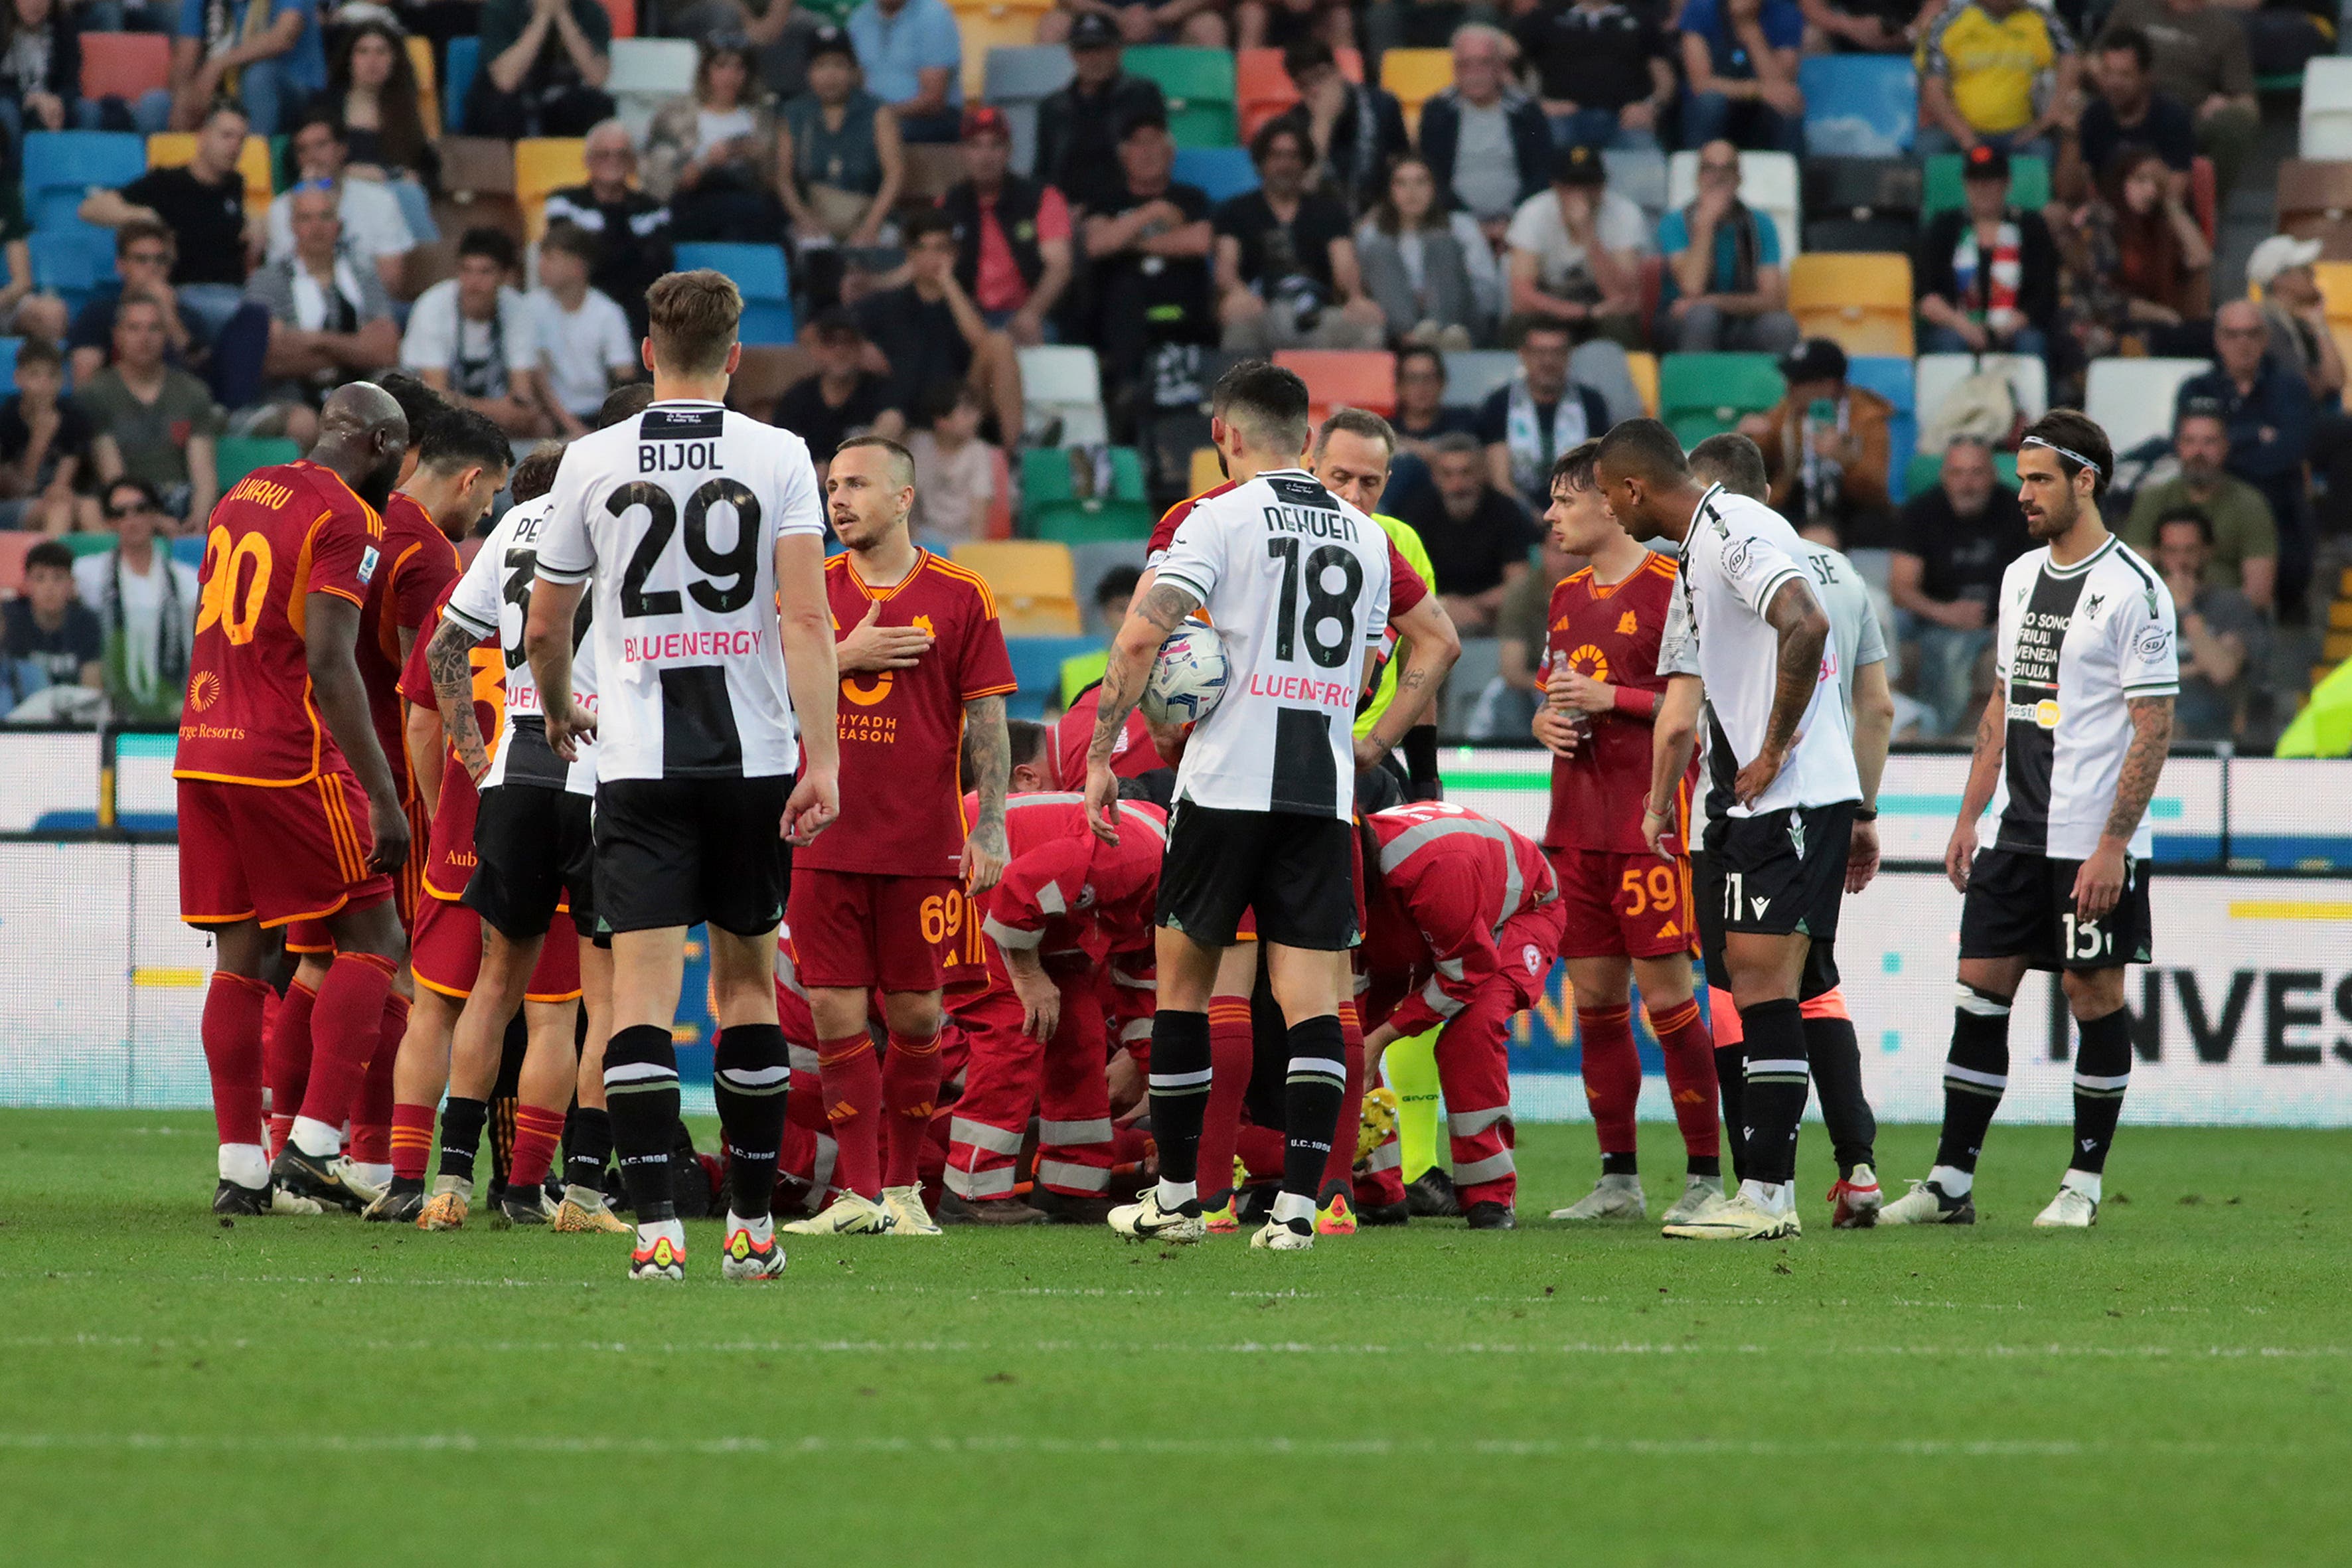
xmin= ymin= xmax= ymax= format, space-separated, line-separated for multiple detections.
xmin=1913 ymin=353 xmax=2049 ymax=433
xmin=1668 ymin=149 xmax=1801 ymax=257
xmin=2300 ymin=58 xmax=2352 ymax=159
xmin=2084 ymin=356 xmax=2211 ymax=456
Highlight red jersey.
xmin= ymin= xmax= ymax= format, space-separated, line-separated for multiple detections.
xmin=396 ymin=581 xmax=505 ymax=900
xmin=1362 ymin=803 xmax=1557 ymax=1038
xmin=359 ymin=493 xmax=460 ymax=801
xmin=799 ymin=549 xmax=1018 ymax=879
xmin=175 ymin=461 xmax=386 ymax=787
xmin=1052 ymin=683 xmax=1167 ymax=791
xmin=1541 ymin=552 xmax=1693 ymax=854
xmin=1145 ymin=485 xmax=1431 ymax=618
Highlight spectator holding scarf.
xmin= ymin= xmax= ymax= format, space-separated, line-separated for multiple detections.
xmin=1916 ymin=143 xmax=2061 ymax=360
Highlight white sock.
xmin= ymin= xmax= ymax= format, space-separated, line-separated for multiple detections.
xmin=727 ymin=1211 xmax=775 ymax=1245
xmin=289 ymin=1116 xmax=341 ymax=1159
xmin=2060 ymin=1168 xmax=2102 ymax=1203
xmin=1739 ymin=1179 xmax=1792 ymax=1214
xmin=1155 ymin=1178 xmax=1197 ymax=1210
xmin=1929 ymin=1164 xmax=1974 ymax=1199
xmin=218 ymin=1142 xmax=268 ymax=1189
xmin=1269 ymin=1190 xmax=1316 ymax=1225
xmin=1847 ymin=1162 xmax=1878 ymax=1188
xmin=352 ymin=1162 xmax=392 ymax=1188
xmin=637 ymin=1217 xmax=686 ymax=1251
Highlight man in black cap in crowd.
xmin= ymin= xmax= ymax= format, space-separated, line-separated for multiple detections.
xmin=1035 ymin=14 xmax=1168 ymax=216
xmin=1739 ymin=337 xmax=1900 ymax=550
xmin=1081 ymin=105 xmax=1216 ymax=394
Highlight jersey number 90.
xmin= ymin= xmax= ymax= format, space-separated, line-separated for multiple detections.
xmin=610 ymin=479 xmax=763 ymax=618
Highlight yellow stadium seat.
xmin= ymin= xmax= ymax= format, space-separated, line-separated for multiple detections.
xmin=952 ymin=539 xmax=1082 ymax=633
xmin=1787 ymin=252 xmax=1915 ymax=358
xmin=514 ymin=137 xmax=588 ymax=237
xmin=955 ymin=1 xmax=1053 ymax=97
xmin=1189 ymin=446 xmax=1222 ymax=495
xmin=408 ymin=36 xmax=439 ymax=137
xmin=1626 ymin=351 xmax=1659 ymax=416
xmin=1379 ymin=47 xmax=1452 ymax=133
xmin=147 ymin=131 xmax=274 ymax=221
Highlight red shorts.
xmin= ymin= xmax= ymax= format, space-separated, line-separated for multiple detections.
xmin=178 ymin=772 xmax=393 ymax=930
xmin=787 ymin=869 xmax=956 ymax=993
xmin=410 ymin=892 xmax=584 ymax=1002
xmin=287 ymin=795 xmax=431 ymax=951
xmin=1547 ymin=846 xmax=1697 ymax=962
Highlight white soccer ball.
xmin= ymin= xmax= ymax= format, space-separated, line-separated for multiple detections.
xmin=1142 ymin=622 xmax=1229 ymax=725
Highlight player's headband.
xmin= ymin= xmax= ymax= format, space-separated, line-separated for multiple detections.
xmin=2020 ymin=435 xmax=2102 ymax=478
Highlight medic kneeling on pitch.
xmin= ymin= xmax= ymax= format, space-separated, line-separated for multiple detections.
xmin=1355 ymin=802 xmax=1563 ymax=1229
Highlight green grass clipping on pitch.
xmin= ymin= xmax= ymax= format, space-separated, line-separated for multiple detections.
xmin=0 ymin=1113 xmax=2346 ymax=1567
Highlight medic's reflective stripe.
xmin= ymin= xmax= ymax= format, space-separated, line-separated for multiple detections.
xmin=943 ymin=1163 xmax=1018 ymax=1198
xmin=949 ymin=1116 xmax=1024 ymax=1155
xmin=1040 ymin=1118 xmax=1113 ymax=1144
xmin=1037 ymin=1158 xmax=1112 ymax=1193
xmin=1449 ymin=1105 xmax=1509 ymax=1137
xmin=1452 ymin=1150 xmax=1516 ymax=1184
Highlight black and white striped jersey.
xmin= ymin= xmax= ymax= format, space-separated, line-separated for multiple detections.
xmin=533 ymin=399 xmax=826 ymax=782
xmin=443 ymin=494 xmax=598 ymax=796
xmin=1152 ymin=467 xmax=1391 ymax=820
xmin=1983 ymin=534 xmax=2178 ymax=861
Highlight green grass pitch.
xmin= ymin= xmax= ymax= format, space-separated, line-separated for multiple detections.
xmin=1 ymin=1111 xmax=2345 ymax=1567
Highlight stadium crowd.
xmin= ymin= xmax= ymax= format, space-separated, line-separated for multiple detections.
xmin=0 ymin=0 xmax=2345 ymax=751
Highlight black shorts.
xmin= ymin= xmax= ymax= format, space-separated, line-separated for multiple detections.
xmin=464 ymin=783 xmax=596 ymax=941
xmin=594 ymin=775 xmax=791 ymax=937
xmin=1692 ymin=848 xmax=1842 ymax=1000
xmin=1156 ymin=803 xmax=1358 ymax=951
xmin=1958 ymin=846 xmax=2153 ymax=972
xmin=1704 ymin=801 xmax=1854 ymax=944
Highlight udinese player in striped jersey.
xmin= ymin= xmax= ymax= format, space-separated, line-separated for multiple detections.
xmin=1881 ymin=410 xmax=2177 ymax=1230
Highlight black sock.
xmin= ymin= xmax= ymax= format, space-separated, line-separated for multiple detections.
xmin=1402 ymin=724 xmax=1441 ymax=798
xmin=1687 ymin=1154 xmax=1720 ymax=1179
xmin=2069 ymin=1007 xmax=2132 ymax=1175
xmin=1935 ymin=986 xmax=2013 ymax=1174
xmin=487 ymin=1012 xmax=527 ymax=1188
xmin=564 ymin=1105 xmax=613 ymax=1194
xmin=1804 ymin=1012 xmax=1877 ymax=1176
xmin=1280 ymin=1014 xmax=1346 ymax=1200
xmin=388 ymin=1175 xmax=424 ymax=1198
xmin=1601 ymin=1150 xmax=1638 ymax=1177
xmin=1147 ymin=1010 xmax=1212 ymax=1186
xmin=437 ymin=1096 xmax=487 ymax=1185
xmin=603 ymin=1023 xmax=680 ymax=1223
xmin=1713 ymin=1044 xmax=1747 ymax=1185
xmin=1737 ymin=999 xmax=1808 ymax=1186
xmin=712 ymin=1022 xmax=789 ymax=1221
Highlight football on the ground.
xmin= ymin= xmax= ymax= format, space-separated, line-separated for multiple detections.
xmin=1142 ymin=623 xmax=1229 ymax=725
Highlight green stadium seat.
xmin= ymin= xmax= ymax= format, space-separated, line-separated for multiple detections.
xmin=1124 ymin=46 xmax=1239 ymax=147
xmin=215 ymin=437 xmax=301 ymax=489
xmin=1919 ymin=153 xmax=2050 ymax=222
xmin=1658 ymin=353 xmax=1784 ymax=445
xmin=1020 ymin=445 xmax=1146 ymax=507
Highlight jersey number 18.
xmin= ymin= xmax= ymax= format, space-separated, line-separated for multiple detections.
xmin=1265 ymin=537 xmax=1363 ymax=670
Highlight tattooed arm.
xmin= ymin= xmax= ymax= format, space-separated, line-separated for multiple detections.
xmin=961 ymin=693 xmax=1010 ymax=892
xmin=1730 ymin=575 xmax=1830 ymax=807
xmin=2075 ymin=695 xmax=2173 ymax=920
xmin=1946 ymin=685 xmax=2009 ymax=893
xmin=426 ymin=613 xmax=493 ymax=785
xmin=1356 ymin=592 xmax=1461 ymax=767
xmin=1085 ymin=579 xmax=1203 ymax=842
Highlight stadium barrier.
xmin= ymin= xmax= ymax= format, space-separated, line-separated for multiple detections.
xmin=3 ymin=730 xmax=2349 ymax=1124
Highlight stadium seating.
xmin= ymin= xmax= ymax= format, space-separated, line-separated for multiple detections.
xmin=1125 ymin=46 xmax=1239 ymax=148
xmin=952 ymin=540 xmax=1083 ymax=635
xmin=1171 ymin=145 xmax=1257 ymax=203
xmin=1020 ymin=447 xmax=1154 ymax=542
xmin=1797 ymin=55 xmax=1915 ymax=157
xmin=1905 ymin=447 xmax=2017 ymax=497
xmin=78 ymin=33 xmax=171 ymax=102
xmin=1913 ymin=352 xmax=2048 ymax=431
xmin=607 ymin=38 xmax=698 ymax=139
xmin=957 ymin=1 xmax=1056 ymax=98
xmin=514 ymin=139 xmax=588 ymax=238
xmin=1603 ymin=149 xmax=1669 ymax=217
xmin=215 ymin=437 xmax=301 ymax=490
xmin=730 ymin=345 xmax=813 ymax=418
xmin=1658 ymin=352 xmax=1782 ymax=446
xmin=1441 ymin=349 xmax=1522 ymax=408
xmin=2278 ymin=159 xmax=2352 ymax=259
xmin=673 ymin=242 xmax=793 ymax=343
xmin=1919 ymin=153 xmax=2050 ymax=221
xmin=27 ymin=226 xmax=118 ymax=316
xmin=1273 ymin=349 xmax=1395 ymax=422
xmin=1800 ymin=155 xmax=1920 ymax=254
xmin=408 ymin=37 xmax=439 ymax=135
xmin=1236 ymin=46 xmax=1361 ymax=139
xmin=982 ymin=45 xmax=1075 ymax=175
xmin=1788 ymin=252 xmax=1915 ymax=357
xmin=1020 ymin=345 xmax=1107 ymax=446
xmin=1189 ymin=446 xmax=1221 ymax=494
xmin=2084 ymin=356 xmax=2210 ymax=455
xmin=1378 ymin=48 xmax=1451 ymax=134
xmin=146 ymin=132 xmax=276 ymax=222
xmin=600 ymin=0 xmax=637 ymax=37
xmin=1004 ymin=634 xmax=1098 ymax=717
xmin=444 ymin=37 xmax=480 ymax=133
xmin=1843 ymin=354 xmax=1915 ymax=498
xmin=0 ymin=532 xmax=44 ymax=595
xmin=23 ymin=131 xmax=147 ymax=230
xmin=0 ymin=338 xmax=19 ymax=399
xmin=1667 ymin=149 xmax=1800 ymax=258
xmin=1626 ymin=351 xmax=1658 ymax=416
xmin=2299 ymin=58 xmax=2352 ymax=159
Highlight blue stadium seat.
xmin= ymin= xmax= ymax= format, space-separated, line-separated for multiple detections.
xmin=1005 ymin=635 xmax=1097 ymax=719
xmin=674 ymin=242 xmax=792 ymax=343
xmin=27 ymin=223 xmax=117 ymax=317
xmin=22 ymin=130 xmax=148 ymax=230
xmin=1845 ymin=353 xmax=1916 ymax=499
xmin=1798 ymin=56 xmax=1917 ymax=157
xmin=0 ymin=338 xmax=21 ymax=398
xmin=445 ymin=37 xmax=479 ymax=133
xmin=1172 ymin=145 xmax=1258 ymax=204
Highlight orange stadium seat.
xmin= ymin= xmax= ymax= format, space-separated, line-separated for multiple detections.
xmin=1273 ymin=349 xmax=1396 ymax=424
xmin=1237 ymin=46 xmax=1360 ymax=139
xmin=79 ymin=33 xmax=171 ymax=101
xmin=147 ymin=132 xmax=275 ymax=221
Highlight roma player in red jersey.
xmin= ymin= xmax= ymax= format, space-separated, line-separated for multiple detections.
xmin=1531 ymin=440 xmax=1725 ymax=1229
xmin=174 ymin=383 xmax=412 ymax=1215
xmin=785 ymin=436 xmax=1018 ymax=1237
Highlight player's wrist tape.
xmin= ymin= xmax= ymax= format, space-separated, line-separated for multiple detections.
xmin=1853 ymin=807 xmax=1877 ymax=822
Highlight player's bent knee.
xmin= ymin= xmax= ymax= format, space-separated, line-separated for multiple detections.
xmin=2060 ymin=966 xmax=2126 ymax=1016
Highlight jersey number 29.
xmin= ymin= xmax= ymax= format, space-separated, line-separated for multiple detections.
xmin=611 ymin=478 xmax=763 ymax=618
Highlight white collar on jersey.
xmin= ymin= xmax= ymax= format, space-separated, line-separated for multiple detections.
xmin=2041 ymin=533 xmax=2119 ymax=578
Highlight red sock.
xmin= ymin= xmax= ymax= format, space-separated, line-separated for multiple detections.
xmin=1578 ymin=1002 xmax=1640 ymax=1158
xmin=881 ymin=1028 xmax=945 ymax=1190
xmin=1318 ymin=1002 xmax=1367 ymax=1195
xmin=819 ymin=1034 xmax=883 ymax=1200
xmin=1195 ymin=995 xmax=1253 ymax=1204
xmin=298 ymin=951 xmax=398 ymax=1131
xmin=1648 ymin=995 xmax=1721 ymax=1161
xmin=348 ymin=992 xmax=409 ymax=1165
xmin=262 ymin=979 xmax=318 ymax=1157
xmin=390 ymin=1101 xmax=436 ymax=1182
xmin=508 ymin=1103 xmax=566 ymax=1190
xmin=202 ymin=973 xmax=271 ymax=1148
